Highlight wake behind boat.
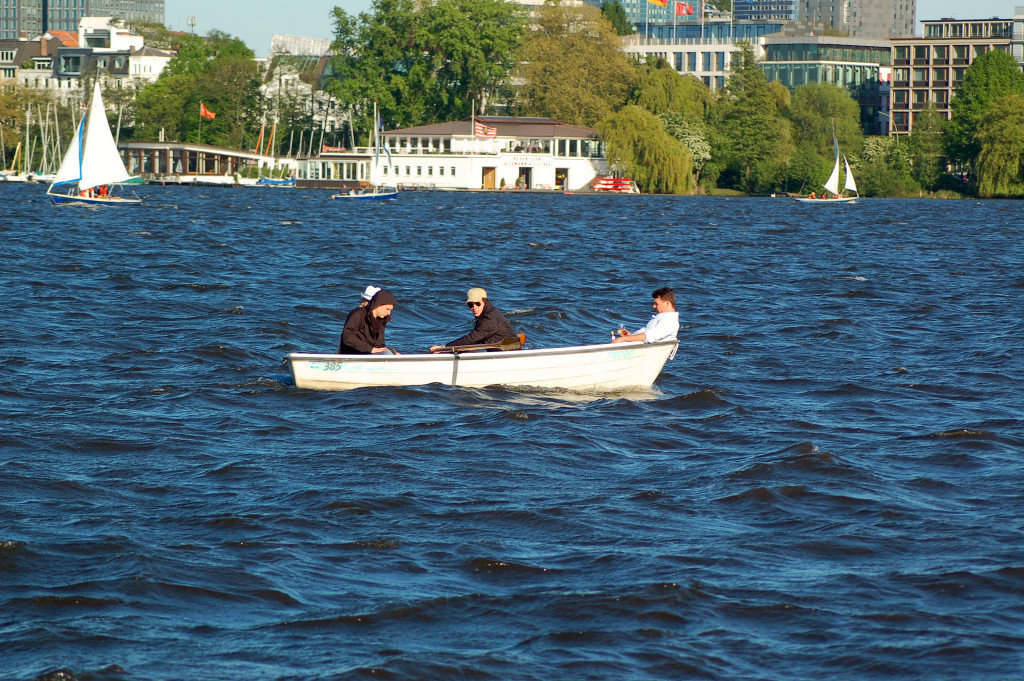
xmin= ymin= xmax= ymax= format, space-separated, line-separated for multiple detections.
xmin=286 ymin=340 xmax=678 ymax=392
xmin=48 ymin=82 xmax=140 ymax=206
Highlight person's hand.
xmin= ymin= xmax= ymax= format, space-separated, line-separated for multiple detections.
xmin=371 ymin=346 xmax=388 ymax=353
xmin=429 ymin=345 xmax=444 ymax=353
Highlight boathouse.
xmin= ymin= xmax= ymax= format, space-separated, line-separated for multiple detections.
xmin=302 ymin=117 xmax=609 ymax=191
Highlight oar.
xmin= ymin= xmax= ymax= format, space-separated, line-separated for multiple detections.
xmin=430 ymin=336 xmax=523 ymax=354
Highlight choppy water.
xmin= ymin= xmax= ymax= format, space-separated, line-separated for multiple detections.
xmin=2 ymin=184 xmax=1023 ymax=681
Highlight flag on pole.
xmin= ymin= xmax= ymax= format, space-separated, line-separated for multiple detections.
xmin=648 ymin=0 xmax=667 ymax=6
xmin=474 ymin=121 xmax=497 ymax=138
xmin=199 ymin=103 xmax=216 ymax=119
xmin=675 ymin=1 xmax=694 ymax=14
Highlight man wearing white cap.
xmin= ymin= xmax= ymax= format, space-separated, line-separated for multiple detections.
xmin=359 ymin=285 xmax=381 ymax=307
xmin=430 ymin=287 xmax=516 ymax=352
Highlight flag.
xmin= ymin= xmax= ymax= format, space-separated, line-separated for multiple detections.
xmin=377 ymin=109 xmax=393 ymax=165
xmin=199 ymin=102 xmax=216 ymax=120
xmin=474 ymin=121 xmax=497 ymax=138
xmin=648 ymin=0 xmax=667 ymax=6
xmin=675 ymin=1 xmax=694 ymax=14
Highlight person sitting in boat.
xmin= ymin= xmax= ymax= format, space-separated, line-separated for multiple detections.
xmin=359 ymin=285 xmax=381 ymax=308
xmin=97 ymin=185 xmax=109 ymax=198
xmin=611 ymin=287 xmax=679 ymax=344
xmin=429 ymin=287 xmax=516 ymax=353
xmin=809 ymin=192 xmax=816 ymax=200
xmin=339 ymin=289 xmax=398 ymax=354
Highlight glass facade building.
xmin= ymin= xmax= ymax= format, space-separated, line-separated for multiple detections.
xmin=0 ymin=0 xmax=164 ymax=39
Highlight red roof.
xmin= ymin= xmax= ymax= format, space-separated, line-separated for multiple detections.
xmin=49 ymin=30 xmax=78 ymax=47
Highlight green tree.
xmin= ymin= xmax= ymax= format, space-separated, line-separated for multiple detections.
xmin=714 ymin=42 xmax=792 ymax=193
xmin=601 ymin=0 xmax=634 ymax=35
xmin=946 ymin=49 xmax=1024 ymax=166
xmin=661 ymin=112 xmax=710 ymax=186
xmin=127 ymin=21 xmax=175 ymax=50
xmin=133 ymin=31 xmax=262 ymax=148
xmin=908 ymin=104 xmax=946 ymax=191
xmin=787 ymin=82 xmax=862 ymax=158
xmin=599 ymin=105 xmax=693 ymax=194
xmin=328 ymin=0 xmax=525 ymax=134
xmin=517 ymin=1 xmax=638 ymax=127
xmin=856 ymin=136 xmax=920 ymax=197
xmin=975 ymin=92 xmax=1024 ymax=197
xmin=784 ymin=82 xmax=862 ymax=193
xmin=632 ymin=64 xmax=712 ymax=121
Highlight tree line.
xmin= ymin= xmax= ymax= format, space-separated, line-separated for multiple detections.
xmin=3 ymin=0 xmax=1022 ymax=196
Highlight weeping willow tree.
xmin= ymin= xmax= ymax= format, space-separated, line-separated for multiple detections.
xmin=598 ymin=105 xmax=693 ymax=194
xmin=975 ymin=92 xmax=1024 ymax=197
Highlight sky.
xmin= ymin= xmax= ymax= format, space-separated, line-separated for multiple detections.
xmin=165 ymin=0 xmax=1015 ymax=58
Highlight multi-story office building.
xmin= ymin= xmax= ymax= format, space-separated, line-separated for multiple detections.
xmin=888 ymin=15 xmax=1024 ymax=135
xmin=761 ymin=34 xmax=891 ymax=131
xmin=799 ymin=0 xmax=914 ymax=38
xmin=0 ymin=0 xmax=164 ymax=39
xmin=623 ymin=21 xmax=788 ymax=91
xmin=734 ymin=0 xmax=799 ymax=22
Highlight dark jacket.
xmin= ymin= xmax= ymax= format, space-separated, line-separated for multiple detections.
xmin=338 ymin=290 xmax=396 ymax=354
xmin=446 ymin=301 xmax=516 ymax=347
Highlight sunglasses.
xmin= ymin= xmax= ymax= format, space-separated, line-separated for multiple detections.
xmin=467 ymin=301 xmax=483 ymax=308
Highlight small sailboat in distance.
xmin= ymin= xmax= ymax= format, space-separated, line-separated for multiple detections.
xmin=331 ymin=101 xmax=398 ymax=201
xmin=796 ymin=132 xmax=858 ymax=204
xmin=48 ymin=82 xmax=140 ymax=205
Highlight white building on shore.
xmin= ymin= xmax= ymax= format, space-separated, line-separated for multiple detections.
xmin=302 ymin=116 xmax=609 ymax=191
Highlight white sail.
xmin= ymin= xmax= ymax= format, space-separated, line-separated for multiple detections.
xmin=823 ymin=150 xmax=841 ymax=196
xmin=79 ymin=82 xmax=130 ymax=190
xmin=51 ymin=116 xmax=84 ymax=187
xmin=843 ymin=155 xmax=857 ymax=194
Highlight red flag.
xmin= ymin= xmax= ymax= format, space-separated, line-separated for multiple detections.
xmin=199 ymin=102 xmax=216 ymax=120
xmin=675 ymin=1 xmax=694 ymax=14
xmin=474 ymin=121 xmax=497 ymax=138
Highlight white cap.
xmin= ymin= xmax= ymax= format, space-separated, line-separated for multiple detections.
xmin=361 ymin=285 xmax=381 ymax=301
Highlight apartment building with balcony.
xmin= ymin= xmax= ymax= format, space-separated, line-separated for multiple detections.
xmin=888 ymin=13 xmax=1024 ymax=135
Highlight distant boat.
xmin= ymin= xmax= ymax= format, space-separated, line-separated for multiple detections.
xmin=330 ymin=187 xmax=399 ymax=201
xmin=331 ymin=101 xmax=398 ymax=201
xmin=796 ymin=132 xmax=858 ymax=204
xmin=286 ymin=340 xmax=678 ymax=392
xmin=48 ymin=83 xmax=140 ymax=205
xmin=254 ymin=177 xmax=296 ymax=187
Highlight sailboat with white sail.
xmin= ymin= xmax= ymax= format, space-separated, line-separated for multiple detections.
xmin=796 ymin=132 xmax=858 ymax=204
xmin=47 ymin=82 xmax=140 ymax=205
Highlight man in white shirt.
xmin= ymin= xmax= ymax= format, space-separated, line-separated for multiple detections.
xmin=611 ymin=287 xmax=679 ymax=344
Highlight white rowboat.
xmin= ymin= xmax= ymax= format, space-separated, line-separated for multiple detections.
xmin=286 ymin=340 xmax=678 ymax=392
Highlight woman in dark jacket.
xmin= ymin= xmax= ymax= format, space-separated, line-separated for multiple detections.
xmin=339 ymin=289 xmax=397 ymax=354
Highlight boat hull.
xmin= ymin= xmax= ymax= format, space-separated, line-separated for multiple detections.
xmin=49 ymin=192 xmax=141 ymax=205
xmin=795 ymin=196 xmax=857 ymax=203
xmin=331 ymin=189 xmax=399 ymax=200
xmin=286 ymin=340 xmax=678 ymax=392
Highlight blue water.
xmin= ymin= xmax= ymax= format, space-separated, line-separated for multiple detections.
xmin=2 ymin=185 xmax=1023 ymax=680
